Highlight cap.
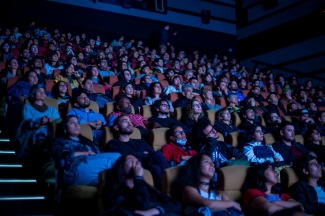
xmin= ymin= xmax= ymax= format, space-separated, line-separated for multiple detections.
xmin=297 ymin=109 xmax=309 ymax=116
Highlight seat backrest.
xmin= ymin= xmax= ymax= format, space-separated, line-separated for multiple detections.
xmin=107 ymin=75 xmax=118 ymax=86
xmin=217 ymin=165 xmax=249 ymax=201
xmin=283 ymin=116 xmax=293 ymax=122
xmin=149 ymin=128 xmax=169 ymax=151
xmin=80 ymin=124 xmax=93 ymax=141
xmin=159 ymin=80 xmax=169 ymax=88
xmin=204 ymin=110 xmax=218 ymax=125
xmin=216 ymin=97 xmax=227 ymax=108
xmin=242 ymin=90 xmax=249 ymax=97
xmin=25 ymin=97 xmax=59 ymax=111
xmin=203 ymin=85 xmax=212 ymax=91
xmin=112 ymin=86 xmax=121 ymax=100
xmin=280 ymin=167 xmax=299 ymax=191
xmin=140 ymin=105 xmax=152 ymax=119
xmin=231 ymin=112 xmax=241 ymax=127
xmin=53 ymin=69 xmax=61 ymax=78
xmin=258 ymin=115 xmax=266 ymax=127
xmin=217 ymin=132 xmax=224 ymax=142
xmin=174 ymin=107 xmax=185 ymax=120
xmin=101 ymin=126 xmax=141 ymax=150
xmin=168 ymin=92 xmax=180 ymax=103
xmin=156 ymin=73 xmax=165 ymax=80
xmin=264 ymin=133 xmax=276 ymax=144
xmin=260 ymin=92 xmax=268 ymax=99
xmin=162 ymin=166 xmax=181 ymax=197
xmin=6 ymin=76 xmax=21 ymax=90
xmin=93 ymin=84 xmax=105 ymax=94
xmin=140 ymin=90 xmax=147 ymax=100
xmin=135 ymin=78 xmax=141 ymax=85
xmin=322 ymin=136 xmax=325 ymax=146
xmin=226 ymin=131 xmax=241 ymax=148
xmin=295 ymin=134 xmax=304 ymax=145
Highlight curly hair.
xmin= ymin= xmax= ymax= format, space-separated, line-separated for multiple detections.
xmin=185 ymin=98 xmax=204 ymax=121
xmin=147 ymin=82 xmax=166 ymax=98
xmin=85 ymin=65 xmax=106 ymax=86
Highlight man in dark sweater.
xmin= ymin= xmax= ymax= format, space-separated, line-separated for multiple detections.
xmin=265 ymin=92 xmax=287 ymax=117
xmin=107 ymin=115 xmax=169 ymax=189
xmin=272 ymin=121 xmax=309 ymax=165
xmin=290 ymin=155 xmax=325 ymax=215
xmin=293 ymin=109 xmax=316 ymax=136
xmin=148 ymin=99 xmax=189 ymax=132
xmin=238 ymin=107 xmax=268 ymax=132
xmin=247 ymin=86 xmax=265 ymax=105
xmin=265 ymin=110 xmax=282 ymax=139
xmin=173 ymin=84 xmax=193 ymax=108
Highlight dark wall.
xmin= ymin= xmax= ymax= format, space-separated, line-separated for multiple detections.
xmin=0 ymin=0 xmax=237 ymax=58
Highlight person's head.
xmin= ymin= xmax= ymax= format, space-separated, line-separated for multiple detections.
xmin=251 ymin=86 xmax=261 ymax=96
xmin=189 ymin=77 xmax=198 ymax=90
xmin=24 ymin=70 xmax=39 ymax=86
xmin=244 ymin=124 xmax=264 ymax=143
xmin=98 ymin=59 xmax=108 ymax=69
xmin=155 ymin=58 xmax=164 ymax=67
xmin=305 ymin=80 xmax=312 ymax=89
xmin=121 ymin=69 xmax=132 ymax=82
xmin=266 ymin=92 xmax=278 ymax=105
xmin=227 ymin=93 xmax=238 ymax=105
xmin=217 ymin=108 xmax=231 ymax=122
xmin=7 ymin=58 xmax=19 ymax=71
xmin=62 ymin=115 xmax=81 ymax=138
xmin=167 ymin=125 xmax=187 ymax=144
xmin=202 ymin=89 xmax=213 ymax=100
xmin=30 ymin=44 xmax=38 ymax=55
xmin=170 ymin=75 xmax=180 ymax=86
xmin=244 ymin=162 xmax=279 ymax=193
xmin=152 ymin=99 xmax=170 ymax=117
xmin=141 ymin=75 xmax=152 ymax=85
xmin=117 ymin=97 xmax=132 ymax=114
xmin=141 ymin=65 xmax=150 ymax=75
xmin=121 ymin=83 xmax=135 ymax=97
xmin=147 ymin=82 xmax=164 ymax=98
xmin=81 ymin=79 xmax=94 ymax=92
xmin=182 ymin=84 xmax=194 ymax=100
xmin=48 ymin=51 xmax=59 ymax=63
xmin=279 ymin=121 xmax=295 ymax=142
xmin=252 ymin=79 xmax=260 ymax=88
xmin=268 ymin=83 xmax=276 ymax=92
xmin=307 ymin=126 xmax=322 ymax=144
xmin=52 ymin=80 xmax=69 ymax=97
xmin=113 ymin=115 xmax=134 ymax=135
xmin=316 ymin=90 xmax=324 ymax=99
xmin=228 ymin=81 xmax=238 ymax=91
xmin=240 ymin=107 xmax=255 ymax=121
xmin=283 ymin=88 xmax=291 ymax=98
xmin=287 ymin=102 xmax=298 ymax=113
xmin=316 ymin=111 xmax=325 ymax=124
xmin=21 ymin=48 xmax=30 ymax=59
xmin=266 ymin=111 xmax=282 ymax=125
xmin=186 ymin=98 xmax=203 ymax=120
xmin=297 ymin=109 xmax=309 ymax=122
xmin=184 ymin=70 xmax=193 ymax=80
xmin=218 ymin=81 xmax=227 ymax=91
xmin=194 ymin=117 xmax=219 ymax=142
xmin=293 ymin=155 xmax=321 ymax=181
xmin=28 ymin=84 xmax=46 ymax=102
xmin=307 ymin=102 xmax=318 ymax=112
xmin=72 ymin=90 xmax=90 ymax=108
xmin=244 ymin=96 xmax=256 ymax=107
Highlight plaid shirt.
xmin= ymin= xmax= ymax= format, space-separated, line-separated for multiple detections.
xmin=107 ymin=112 xmax=147 ymax=129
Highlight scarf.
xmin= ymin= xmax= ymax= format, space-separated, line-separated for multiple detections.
xmin=31 ymin=102 xmax=48 ymax=113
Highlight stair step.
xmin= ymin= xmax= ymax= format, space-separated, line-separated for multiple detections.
xmin=0 ymin=138 xmax=12 ymax=150
xmin=0 ymin=196 xmax=51 ymax=215
xmin=0 ymin=179 xmax=43 ymax=196
xmin=0 ymin=164 xmax=24 ymax=178
xmin=0 ymin=150 xmax=16 ymax=163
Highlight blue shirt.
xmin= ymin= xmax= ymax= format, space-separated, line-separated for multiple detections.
xmin=67 ymin=108 xmax=107 ymax=125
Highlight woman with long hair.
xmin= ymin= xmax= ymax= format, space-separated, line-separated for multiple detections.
xmin=181 ymin=98 xmax=204 ymax=133
xmin=0 ymin=57 xmax=21 ymax=79
xmin=145 ymin=82 xmax=174 ymax=112
xmin=242 ymin=124 xmax=283 ymax=164
xmin=136 ymin=75 xmax=152 ymax=91
xmin=163 ymin=75 xmax=182 ymax=95
xmin=51 ymin=81 xmax=71 ymax=115
xmin=116 ymin=83 xmax=144 ymax=113
xmin=213 ymin=108 xmax=239 ymax=138
xmin=85 ymin=65 xmax=110 ymax=91
xmin=173 ymin=154 xmax=242 ymax=215
xmin=102 ymin=154 xmax=181 ymax=215
xmin=43 ymin=51 xmax=64 ymax=79
xmin=243 ymin=162 xmax=304 ymax=215
xmin=54 ymin=64 xmax=83 ymax=89
xmin=201 ymin=89 xmax=221 ymax=111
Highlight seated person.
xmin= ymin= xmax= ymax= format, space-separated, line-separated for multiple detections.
xmin=238 ymin=107 xmax=268 ymax=132
xmin=163 ymin=75 xmax=182 ymax=95
xmin=305 ymin=127 xmax=325 ymax=163
xmin=80 ymin=78 xmax=113 ymax=110
xmin=242 ymin=125 xmax=283 ymax=164
xmin=243 ymin=162 xmax=304 ymax=215
xmin=226 ymin=93 xmax=242 ymax=114
xmin=290 ymin=155 xmax=325 ymax=215
xmin=135 ymin=65 xmax=158 ymax=82
xmin=102 ymin=154 xmax=181 ymax=215
xmin=161 ymin=125 xmax=197 ymax=166
xmin=287 ymin=102 xmax=301 ymax=116
xmin=50 ymin=115 xmax=120 ymax=186
xmin=227 ymin=80 xmax=245 ymax=104
xmin=293 ymin=109 xmax=316 ymax=136
xmin=243 ymin=96 xmax=268 ymax=117
xmin=247 ymin=86 xmax=265 ymax=105
xmin=0 ymin=58 xmax=21 ymax=81
xmin=114 ymin=69 xmax=135 ymax=87
xmin=189 ymin=77 xmax=201 ymax=95
xmin=97 ymin=58 xmax=114 ymax=79
xmin=181 ymin=98 xmax=204 ymax=133
xmin=201 ymin=89 xmax=221 ymax=111
xmin=265 ymin=111 xmax=282 ymax=138
xmin=272 ymin=121 xmax=309 ymax=165
xmin=307 ymin=102 xmax=318 ymax=118
xmin=51 ymin=81 xmax=71 ymax=116
xmin=314 ymin=89 xmax=325 ymax=108
xmin=66 ymin=90 xmax=106 ymax=143
xmin=136 ymin=75 xmax=152 ymax=91
xmin=213 ymin=108 xmax=239 ymax=138
xmin=279 ymin=88 xmax=295 ymax=109
xmin=43 ymin=51 xmax=64 ymax=79
xmin=85 ymin=65 xmax=110 ymax=92
xmin=145 ymin=82 xmax=174 ymax=112
xmin=316 ymin=111 xmax=325 ymax=136
xmin=265 ymin=92 xmax=287 ymax=117
xmin=148 ymin=99 xmax=188 ymax=130
xmin=173 ymin=154 xmax=242 ymax=215
xmin=116 ymin=83 xmax=143 ymax=112
xmin=296 ymin=89 xmax=310 ymax=106
xmin=107 ymin=116 xmax=170 ymax=189
xmin=107 ymin=97 xmax=153 ymax=138
xmin=54 ymin=63 xmax=83 ymax=89
xmin=173 ymin=84 xmax=194 ymax=108
xmin=28 ymin=58 xmax=46 ymax=85
xmin=192 ymin=117 xmax=245 ymax=164
xmin=22 ymin=84 xmax=60 ymax=144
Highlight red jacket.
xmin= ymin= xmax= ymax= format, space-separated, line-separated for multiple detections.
xmin=161 ymin=142 xmax=197 ymax=164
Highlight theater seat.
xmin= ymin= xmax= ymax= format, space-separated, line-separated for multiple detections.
xmin=204 ymin=110 xmax=218 ymax=125
xmin=107 ymin=75 xmax=118 ymax=86
xmin=111 ymin=86 xmax=121 ymax=100
xmin=159 ymin=80 xmax=169 ymax=88
xmin=168 ymin=92 xmax=180 ymax=103
xmin=264 ymin=133 xmax=276 ymax=144
xmin=216 ymin=97 xmax=227 ymax=109
xmin=226 ymin=131 xmax=240 ymax=148
xmin=217 ymin=132 xmax=224 ymax=142
xmin=140 ymin=105 xmax=152 ymax=119
xmin=135 ymin=78 xmax=140 ymax=85
xmin=149 ymin=128 xmax=169 ymax=151
xmin=203 ymin=85 xmax=212 ymax=91
xmin=162 ymin=166 xmax=181 ymax=197
xmin=242 ymin=90 xmax=249 ymax=97
xmin=322 ymin=136 xmax=325 ymax=146
xmin=280 ymin=167 xmax=299 ymax=191
xmin=231 ymin=112 xmax=241 ymax=127
xmin=6 ymin=76 xmax=21 ymax=90
xmin=93 ymin=84 xmax=105 ymax=94
xmin=283 ymin=116 xmax=293 ymax=122
xmin=25 ymin=97 xmax=59 ymax=111
xmin=258 ymin=115 xmax=266 ymax=127
xmin=156 ymin=73 xmax=165 ymax=81
xmin=217 ymin=165 xmax=249 ymax=201
xmin=294 ymin=134 xmax=304 ymax=145
xmin=174 ymin=107 xmax=185 ymax=120
xmin=101 ymin=126 xmax=141 ymax=150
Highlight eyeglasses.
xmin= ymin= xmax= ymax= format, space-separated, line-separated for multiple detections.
xmin=31 ymin=47 xmax=38 ymax=50
xmin=160 ymin=103 xmax=169 ymax=108
xmin=59 ymin=85 xmax=67 ymax=87
xmin=174 ymin=130 xmax=186 ymax=135
xmin=193 ymin=104 xmax=201 ymax=108
xmin=154 ymin=85 xmax=161 ymax=89
xmin=271 ymin=116 xmax=279 ymax=119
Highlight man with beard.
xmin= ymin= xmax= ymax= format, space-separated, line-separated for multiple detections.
xmin=265 ymin=111 xmax=282 ymax=138
xmin=18 ymin=48 xmax=31 ymax=68
xmin=293 ymin=109 xmax=316 ymax=136
xmin=238 ymin=107 xmax=268 ymax=132
xmin=67 ymin=90 xmax=106 ymax=143
xmin=228 ymin=80 xmax=245 ymax=104
xmin=272 ymin=121 xmax=309 ymax=165
xmin=107 ymin=97 xmax=155 ymax=139
xmin=107 ymin=115 xmax=170 ymax=189
xmin=28 ymin=58 xmax=46 ymax=84
xmin=265 ymin=92 xmax=287 ymax=117
xmin=247 ymin=86 xmax=265 ymax=104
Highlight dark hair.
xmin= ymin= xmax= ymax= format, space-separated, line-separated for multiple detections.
xmin=151 ymin=99 xmax=169 ymax=117
xmin=52 ymin=80 xmax=70 ymax=98
xmin=243 ymin=124 xmax=265 ymax=143
xmin=316 ymin=111 xmax=325 ymax=122
xmin=185 ymin=98 xmax=204 ymax=121
xmin=239 ymin=106 xmax=253 ymax=119
xmin=85 ymin=65 xmax=105 ymax=86
xmin=192 ymin=117 xmax=211 ymax=143
xmin=266 ymin=92 xmax=277 ymax=102
xmin=292 ymin=154 xmax=317 ymax=180
xmin=216 ymin=108 xmax=230 ymax=121
xmin=147 ymin=82 xmax=166 ymax=98
xmin=60 ymin=64 xmax=79 ymax=79
xmin=72 ymin=89 xmax=86 ymax=104
xmin=278 ymin=121 xmax=294 ymax=133
xmin=24 ymin=70 xmax=38 ymax=81
xmin=167 ymin=125 xmax=185 ymax=142
xmin=243 ymin=162 xmax=281 ymax=194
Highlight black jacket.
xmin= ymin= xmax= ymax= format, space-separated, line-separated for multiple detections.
xmin=289 ymin=180 xmax=325 ymax=215
xmin=148 ymin=116 xmax=189 ymax=133
xmin=181 ymin=115 xmax=197 ymax=134
xmin=293 ymin=120 xmax=315 ymax=136
xmin=247 ymin=91 xmax=265 ymax=104
xmin=173 ymin=96 xmax=190 ymax=108
xmin=103 ymin=177 xmax=181 ymax=215
xmin=213 ymin=120 xmax=239 ymax=138
xmin=265 ymin=103 xmax=287 ymax=116
xmin=272 ymin=140 xmax=309 ymax=165
xmin=199 ymin=137 xmax=245 ymax=161
xmin=316 ymin=123 xmax=325 ymax=136
xmin=238 ymin=119 xmax=269 ymax=133
xmin=305 ymin=142 xmax=325 ymax=163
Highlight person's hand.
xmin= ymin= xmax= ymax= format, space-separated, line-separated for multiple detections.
xmin=153 ymin=122 xmax=162 ymax=129
xmin=96 ymin=36 xmax=101 ymax=41
xmin=41 ymin=116 xmax=49 ymax=124
xmin=134 ymin=208 xmax=159 ymax=216
xmin=95 ymin=120 xmax=102 ymax=129
xmin=132 ymin=160 xmax=144 ymax=177
xmin=306 ymin=117 xmax=314 ymax=124
xmin=181 ymin=156 xmax=192 ymax=161
xmin=136 ymin=90 xmax=141 ymax=97
xmin=167 ymin=42 xmax=170 ymax=46
xmin=72 ymin=71 xmax=80 ymax=77
xmin=173 ymin=31 xmax=177 ymax=36
xmin=143 ymin=151 xmax=149 ymax=154
xmin=275 ymin=158 xmax=280 ymax=162
xmin=230 ymin=157 xmax=236 ymax=160
xmin=88 ymin=122 xmax=97 ymax=129
xmin=48 ymin=117 xmax=54 ymax=123
xmin=19 ymin=96 xmax=26 ymax=102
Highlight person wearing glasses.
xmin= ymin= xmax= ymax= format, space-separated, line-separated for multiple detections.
xmin=265 ymin=110 xmax=282 ymax=138
xmin=145 ymin=82 xmax=174 ymax=113
xmin=161 ymin=125 xmax=197 ymax=166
